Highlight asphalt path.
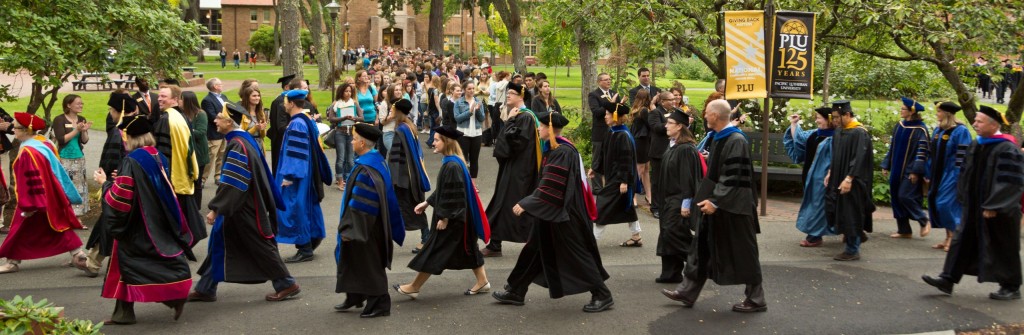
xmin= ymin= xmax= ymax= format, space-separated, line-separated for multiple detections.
xmin=1 ymin=129 xmax=1022 ymax=334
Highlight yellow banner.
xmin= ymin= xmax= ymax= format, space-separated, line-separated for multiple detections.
xmin=724 ymin=11 xmax=768 ymax=100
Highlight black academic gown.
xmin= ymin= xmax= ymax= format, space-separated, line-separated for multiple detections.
xmin=388 ymin=126 xmax=429 ymax=231
xmin=657 ymin=142 xmax=702 ymax=257
xmin=269 ymin=94 xmax=287 ymax=169
xmin=407 ymin=161 xmax=484 ymax=274
xmin=152 ymin=108 xmax=207 ymax=245
xmin=200 ymin=133 xmax=291 ymax=283
xmin=690 ymin=130 xmax=761 ymax=286
xmin=87 ymin=113 xmax=126 ymax=256
xmin=516 ymin=141 xmax=609 ymax=298
xmin=594 ymin=127 xmax=638 ymax=225
xmin=486 ymin=109 xmax=540 ymax=242
xmin=336 ymin=164 xmax=396 ymax=296
xmin=827 ymin=125 xmax=875 ymax=236
xmin=942 ymin=138 xmax=1024 ymax=287
xmin=100 ymin=147 xmax=194 ymax=299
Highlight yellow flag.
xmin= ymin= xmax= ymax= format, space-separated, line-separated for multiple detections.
xmin=724 ymin=11 xmax=768 ymax=100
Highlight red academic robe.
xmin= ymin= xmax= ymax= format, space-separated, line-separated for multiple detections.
xmin=0 ymin=146 xmax=83 ymax=260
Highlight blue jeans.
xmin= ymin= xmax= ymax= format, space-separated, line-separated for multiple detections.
xmin=420 ymin=227 xmax=430 ymax=244
xmin=425 ymin=116 xmax=438 ymax=147
xmin=382 ymin=131 xmax=395 ymax=154
xmin=418 ymin=103 xmax=429 ymax=129
xmin=845 ymin=235 xmax=861 ymax=254
xmin=333 ymin=130 xmax=354 ymax=180
xmin=194 ymin=270 xmax=295 ymax=296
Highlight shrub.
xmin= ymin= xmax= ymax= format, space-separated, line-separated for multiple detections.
xmin=0 ymin=296 xmax=102 ymax=335
xmin=562 ymin=106 xmax=593 ymax=166
xmin=670 ymin=57 xmax=717 ymax=83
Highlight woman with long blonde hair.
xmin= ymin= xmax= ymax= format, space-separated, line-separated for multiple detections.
xmin=395 ymin=125 xmax=490 ymax=299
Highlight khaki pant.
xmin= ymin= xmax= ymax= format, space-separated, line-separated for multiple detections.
xmin=87 ymin=248 xmax=106 ymax=272
xmin=204 ymin=139 xmax=226 ymax=183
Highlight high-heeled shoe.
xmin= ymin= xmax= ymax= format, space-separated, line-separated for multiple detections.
xmin=393 ymin=284 xmax=419 ymax=299
xmin=465 ymin=282 xmax=491 ymax=295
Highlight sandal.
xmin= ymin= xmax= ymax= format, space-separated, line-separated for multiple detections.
xmin=620 ymin=237 xmax=643 ymax=247
xmin=392 ymin=284 xmax=419 ymax=299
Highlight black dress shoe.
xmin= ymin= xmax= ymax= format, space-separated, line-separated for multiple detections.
xmin=660 ymin=289 xmax=694 ymax=307
xmin=492 ymin=291 xmax=525 ymax=306
xmin=921 ymin=275 xmax=954 ymax=295
xmin=732 ymin=301 xmax=767 ymax=313
xmin=187 ymin=291 xmax=217 ymax=302
xmin=333 ymin=301 xmax=365 ymax=311
xmin=655 ymin=276 xmax=683 ymax=284
xmin=284 ymin=253 xmax=314 ymax=263
xmin=989 ymin=287 xmax=1021 ymax=300
xmin=583 ymin=297 xmax=614 ymax=313
xmin=359 ymin=310 xmax=391 ymax=318
xmin=652 ymin=210 xmax=660 ymax=219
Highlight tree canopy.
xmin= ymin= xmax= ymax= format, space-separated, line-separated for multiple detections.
xmin=0 ymin=0 xmax=203 ymax=121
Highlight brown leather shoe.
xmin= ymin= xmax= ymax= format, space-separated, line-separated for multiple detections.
xmin=732 ymin=300 xmax=767 ymax=313
xmin=187 ymin=291 xmax=217 ymax=302
xmin=265 ymin=284 xmax=301 ymax=301
xmin=660 ymin=289 xmax=694 ymax=307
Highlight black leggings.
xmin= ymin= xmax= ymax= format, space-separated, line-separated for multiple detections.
xmin=458 ymin=135 xmax=482 ymax=178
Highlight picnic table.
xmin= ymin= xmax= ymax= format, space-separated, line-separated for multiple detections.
xmin=72 ymin=72 xmax=112 ymax=91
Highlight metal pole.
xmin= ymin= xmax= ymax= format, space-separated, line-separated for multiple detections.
xmin=330 ymin=15 xmax=337 ymax=102
xmin=760 ymin=98 xmax=770 ymax=216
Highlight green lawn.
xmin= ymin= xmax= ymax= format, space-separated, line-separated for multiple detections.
xmin=0 ymin=61 xmax=934 ymax=130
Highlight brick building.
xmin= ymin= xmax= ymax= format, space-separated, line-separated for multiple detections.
xmin=209 ymin=0 xmax=523 ymax=60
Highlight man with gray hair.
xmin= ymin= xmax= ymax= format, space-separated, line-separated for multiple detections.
xmin=661 ymin=99 xmax=765 ymax=313
xmin=201 ymin=78 xmax=230 ymax=184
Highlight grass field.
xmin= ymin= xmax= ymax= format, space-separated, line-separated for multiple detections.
xmin=0 ymin=62 xmax=918 ymax=129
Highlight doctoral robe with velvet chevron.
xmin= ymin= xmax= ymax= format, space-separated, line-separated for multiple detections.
xmin=275 ymin=113 xmax=332 ymax=247
xmin=783 ymin=126 xmax=835 ymax=238
xmin=100 ymin=146 xmax=193 ymax=303
xmin=0 ymin=140 xmax=83 ymax=260
xmin=921 ymin=124 xmax=971 ymax=230
xmin=201 ymin=130 xmax=291 ymax=284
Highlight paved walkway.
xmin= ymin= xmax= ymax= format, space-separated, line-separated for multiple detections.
xmin=1 ymin=113 xmax=1022 ymax=335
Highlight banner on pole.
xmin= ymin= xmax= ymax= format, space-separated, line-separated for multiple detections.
xmin=724 ymin=10 xmax=768 ymax=100
xmin=769 ymin=11 xmax=816 ymax=99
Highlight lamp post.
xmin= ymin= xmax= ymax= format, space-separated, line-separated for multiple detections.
xmin=326 ymin=0 xmax=341 ymax=102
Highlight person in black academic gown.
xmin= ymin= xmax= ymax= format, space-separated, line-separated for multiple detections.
xmin=591 ymin=101 xmax=642 ymax=246
xmin=923 ymin=106 xmax=1024 ymax=301
xmin=826 ymin=100 xmax=875 ymax=261
xmin=661 ymin=99 xmax=765 ymax=313
xmin=79 ymin=92 xmax=138 ymax=277
xmin=188 ymin=103 xmax=300 ymax=303
xmin=334 ymin=123 xmax=405 ymax=318
xmin=482 ymin=82 xmax=540 ymax=257
xmin=492 ymin=112 xmax=614 ymax=313
xmin=94 ymin=115 xmax=192 ymax=325
xmin=394 ymin=125 xmax=491 ymax=299
xmin=269 ymin=75 xmax=299 ymax=169
xmin=386 ymin=99 xmax=430 ymax=240
xmin=655 ymin=110 xmax=704 ymax=284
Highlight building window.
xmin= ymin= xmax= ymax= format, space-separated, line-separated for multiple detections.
xmin=264 ymin=9 xmax=271 ymax=22
xmin=250 ymin=9 xmax=258 ymax=22
xmin=444 ymin=35 xmax=461 ymax=52
xmin=523 ymin=36 xmax=538 ymax=57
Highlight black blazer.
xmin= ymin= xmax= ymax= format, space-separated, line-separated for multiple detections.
xmin=648 ymin=106 xmax=670 ymax=159
xmin=587 ymin=88 xmax=615 ymax=142
xmin=132 ymin=91 xmax=159 ymax=119
xmin=201 ymin=92 xmax=227 ymax=140
xmin=628 ymin=85 xmax=662 ymax=105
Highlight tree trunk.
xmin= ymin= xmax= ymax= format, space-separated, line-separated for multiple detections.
xmin=302 ymin=0 xmax=332 ymax=91
xmin=280 ymin=0 xmax=303 ymax=77
xmin=483 ymin=11 xmax=496 ymax=66
xmin=821 ymin=46 xmax=833 ymax=105
xmin=1005 ymin=69 xmax=1024 ymax=141
xmin=185 ymin=0 xmax=205 ymax=62
xmin=934 ymin=61 xmax=977 ymax=124
xmin=576 ymin=25 xmax=598 ymax=119
xmin=428 ymin=0 xmax=445 ymax=54
xmin=273 ymin=0 xmax=282 ymax=65
xmin=492 ymin=0 xmax=525 ymax=73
